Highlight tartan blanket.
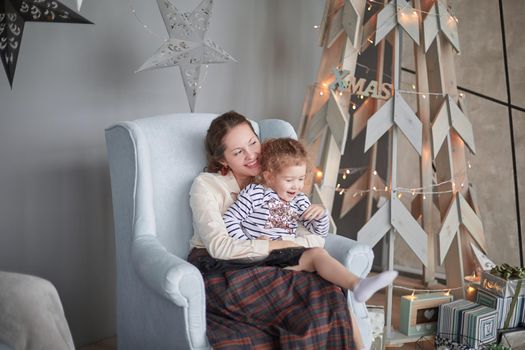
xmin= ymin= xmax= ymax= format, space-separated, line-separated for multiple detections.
xmin=188 ymin=248 xmax=356 ymax=349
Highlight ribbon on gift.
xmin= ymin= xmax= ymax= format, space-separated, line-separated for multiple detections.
xmin=491 ymin=264 xmax=525 ymax=329
xmin=490 ymin=264 xmax=525 ymax=280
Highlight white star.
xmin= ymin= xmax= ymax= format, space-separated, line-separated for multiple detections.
xmin=137 ymin=0 xmax=237 ymax=111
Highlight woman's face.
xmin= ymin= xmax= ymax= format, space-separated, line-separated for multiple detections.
xmin=221 ymin=123 xmax=261 ymax=180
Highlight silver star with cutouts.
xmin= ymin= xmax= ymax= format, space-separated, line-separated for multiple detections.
xmin=137 ymin=0 xmax=237 ymax=112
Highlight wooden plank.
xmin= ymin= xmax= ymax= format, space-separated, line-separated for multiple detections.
xmin=326 ymin=90 xmax=350 ymax=152
xmin=357 ymin=199 xmax=392 ymax=247
xmin=458 ymin=193 xmax=486 ymax=251
xmin=437 ymin=1 xmax=460 ymax=53
xmin=415 ymin=0 xmax=437 ymax=283
xmin=448 ymin=96 xmax=476 ymax=154
xmin=339 ymin=170 xmax=369 ymax=218
xmin=351 ymin=96 xmax=376 ymax=139
xmin=423 ymin=3 xmax=439 ymax=52
xmin=372 ymin=174 xmax=387 ymax=202
xmin=364 ymin=97 xmax=394 ymax=152
xmin=391 ymin=197 xmax=428 ymax=266
xmin=438 ymin=195 xmax=460 ymax=264
xmin=375 ymin=1 xmax=397 ymax=45
xmin=394 ymin=93 xmax=423 ymax=154
xmin=342 ymin=0 xmax=360 ymax=48
xmin=316 ymin=28 xmax=348 ymax=83
xmin=396 ymin=0 xmax=419 ymax=45
xmin=360 ymin=13 xmax=377 ymax=51
xmin=305 ymin=102 xmax=328 ymax=145
xmin=431 ymin=98 xmax=449 ymax=160
xmin=326 ymin=6 xmax=345 ymax=48
xmin=318 ymin=133 xmax=341 ymax=213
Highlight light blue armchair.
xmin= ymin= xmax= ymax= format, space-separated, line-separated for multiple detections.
xmin=105 ymin=113 xmax=374 ymax=350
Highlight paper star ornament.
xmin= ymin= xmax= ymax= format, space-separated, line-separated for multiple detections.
xmin=137 ymin=0 xmax=237 ymax=112
xmin=0 ymin=0 xmax=92 ymax=87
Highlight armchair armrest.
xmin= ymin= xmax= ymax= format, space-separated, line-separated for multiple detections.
xmin=324 ymin=234 xmax=374 ymax=350
xmin=324 ymin=234 xmax=374 ymax=278
xmin=131 ymin=235 xmax=209 ymax=349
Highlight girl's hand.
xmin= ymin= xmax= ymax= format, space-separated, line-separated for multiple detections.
xmin=301 ymin=204 xmax=326 ymax=221
xmin=256 ymin=235 xmax=270 ymax=240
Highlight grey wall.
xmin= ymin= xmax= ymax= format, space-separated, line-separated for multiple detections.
xmin=0 ymin=0 xmax=324 ymax=346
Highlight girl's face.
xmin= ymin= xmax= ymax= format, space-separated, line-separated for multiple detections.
xmin=265 ymin=164 xmax=307 ymax=202
xmin=221 ymin=123 xmax=261 ymax=183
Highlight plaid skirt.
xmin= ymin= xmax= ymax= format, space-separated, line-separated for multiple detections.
xmin=188 ymin=248 xmax=356 ymax=350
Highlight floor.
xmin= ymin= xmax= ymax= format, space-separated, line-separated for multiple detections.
xmin=78 ymin=275 xmax=440 ymax=350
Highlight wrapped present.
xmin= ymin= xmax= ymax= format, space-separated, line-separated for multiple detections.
xmin=459 ymin=304 xmax=498 ymax=348
xmin=399 ymin=292 xmax=453 ymax=336
xmin=438 ymin=299 xmax=479 ymax=342
xmin=476 ymin=288 xmax=525 ymax=330
xmin=480 ymin=264 xmax=525 ymax=298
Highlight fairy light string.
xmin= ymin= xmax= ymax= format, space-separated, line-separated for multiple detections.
xmin=329 ymin=160 xmax=473 ymax=198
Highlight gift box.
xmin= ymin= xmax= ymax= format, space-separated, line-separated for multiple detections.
xmin=437 ymin=299 xmax=479 ymax=343
xmin=459 ymin=304 xmax=498 ymax=348
xmin=476 ymin=288 xmax=525 ymax=329
xmin=480 ymin=267 xmax=525 ymax=298
xmin=399 ymin=292 xmax=453 ymax=336
xmin=437 ymin=299 xmax=498 ymax=348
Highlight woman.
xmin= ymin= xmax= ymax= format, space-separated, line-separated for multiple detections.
xmin=188 ymin=111 xmax=361 ymax=349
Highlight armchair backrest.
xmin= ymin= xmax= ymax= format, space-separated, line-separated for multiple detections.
xmin=106 ymin=113 xmax=297 ymax=260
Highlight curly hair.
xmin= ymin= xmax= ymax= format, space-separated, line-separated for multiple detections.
xmin=260 ymin=138 xmax=310 ymax=177
xmin=204 ymin=111 xmax=256 ymax=173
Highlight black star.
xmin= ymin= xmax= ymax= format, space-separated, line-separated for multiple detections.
xmin=0 ymin=0 xmax=93 ymax=87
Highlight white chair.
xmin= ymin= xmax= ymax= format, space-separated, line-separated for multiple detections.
xmin=105 ymin=113 xmax=374 ymax=349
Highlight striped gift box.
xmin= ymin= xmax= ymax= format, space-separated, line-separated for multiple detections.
xmin=460 ymin=304 xmax=498 ymax=348
xmin=476 ymin=288 xmax=525 ymax=329
xmin=437 ymin=299 xmax=479 ymax=342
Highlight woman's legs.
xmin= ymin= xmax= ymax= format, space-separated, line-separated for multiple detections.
xmin=288 ymin=247 xmax=398 ymax=303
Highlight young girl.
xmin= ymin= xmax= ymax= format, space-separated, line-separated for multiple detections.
xmin=223 ymin=138 xmax=398 ymax=303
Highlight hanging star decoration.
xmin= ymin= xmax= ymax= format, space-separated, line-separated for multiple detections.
xmin=0 ymin=0 xmax=92 ymax=87
xmin=136 ymin=0 xmax=237 ymax=112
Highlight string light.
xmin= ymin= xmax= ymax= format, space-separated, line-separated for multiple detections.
xmin=127 ymin=0 xmax=165 ymax=40
xmin=350 ymin=1 xmax=460 ymax=54
xmin=333 ymin=168 xmax=471 ymax=198
xmin=314 ymin=24 xmax=319 ymax=29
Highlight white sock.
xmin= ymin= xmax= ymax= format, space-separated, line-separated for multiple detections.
xmin=353 ymin=270 xmax=398 ymax=303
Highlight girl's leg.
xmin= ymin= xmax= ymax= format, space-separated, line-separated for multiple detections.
xmin=288 ymin=247 xmax=398 ymax=303
xmin=288 ymin=247 xmax=360 ymax=289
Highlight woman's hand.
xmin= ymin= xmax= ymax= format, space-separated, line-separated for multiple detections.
xmin=301 ymin=204 xmax=326 ymax=221
xmin=268 ymin=240 xmax=300 ymax=251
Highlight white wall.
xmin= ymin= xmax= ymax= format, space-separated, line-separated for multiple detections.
xmin=0 ymin=0 xmax=324 ymax=345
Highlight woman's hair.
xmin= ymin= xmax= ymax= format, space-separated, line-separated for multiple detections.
xmin=260 ymin=138 xmax=309 ymax=177
xmin=205 ymin=111 xmax=256 ymax=173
